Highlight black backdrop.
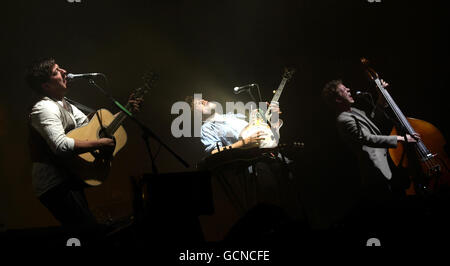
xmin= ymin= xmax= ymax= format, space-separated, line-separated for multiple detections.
xmin=1 ymin=0 xmax=448 ymax=234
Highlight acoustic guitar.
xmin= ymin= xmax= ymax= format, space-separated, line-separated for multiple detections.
xmin=66 ymin=73 xmax=155 ymax=186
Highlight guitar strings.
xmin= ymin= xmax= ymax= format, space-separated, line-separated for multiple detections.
xmin=377 ymin=83 xmax=439 ymax=176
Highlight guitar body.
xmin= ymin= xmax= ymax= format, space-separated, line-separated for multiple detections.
xmin=240 ymin=109 xmax=278 ymax=148
xmin=66 ymin=109 xmax=128 ymax=186
xmin=389 ymin=117 xmax=450 ymax=195
xmin=63 ymin=72 xmax=153 ymax=186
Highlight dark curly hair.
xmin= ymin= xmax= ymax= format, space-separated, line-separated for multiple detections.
xmin=321 ymin=79 xmax=343 ymax=106
xmin=25 ymin=58 xmax=56 ymax=94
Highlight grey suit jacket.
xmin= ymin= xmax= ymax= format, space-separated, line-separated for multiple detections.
xmin=336 ymin=107 xmax=398 ymax=184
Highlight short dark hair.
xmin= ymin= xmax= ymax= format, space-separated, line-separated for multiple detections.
xmin=321 ymin=79 xmax=342 ymax=106
xmin=25 ymin=58 xmax=56 ymax=94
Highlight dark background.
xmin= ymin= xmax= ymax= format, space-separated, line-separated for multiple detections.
xmin=1 ymin=0 xmax=448 ymax=238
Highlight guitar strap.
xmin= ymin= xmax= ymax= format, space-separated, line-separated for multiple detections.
xmin=65 ymin=96 xmax=108 ymax=137
xmin=61 ymin=99 xmax=73 ymax=114
xmin=64 ymin=97 xmax=95 ymax=115
xmin=216 ymin=142 xmax=221 ymax=153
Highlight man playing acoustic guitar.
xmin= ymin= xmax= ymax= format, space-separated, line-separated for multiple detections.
xmin=26 ymin=58 xmax=139 ymax=228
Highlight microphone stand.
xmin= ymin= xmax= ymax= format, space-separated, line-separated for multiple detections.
xmin=245 ymin=84 xmax=262 ymax=103
xmin=88 ymin=79 xmax=190 ymax=175
xmin=246 ymin=84 xmax=268 ymax=121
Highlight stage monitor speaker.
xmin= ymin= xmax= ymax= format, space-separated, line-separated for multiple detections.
xmin=140 ymin=170 xmax=213 ymax=216
xmin=131 ymin=171 xmax=214 ymax=244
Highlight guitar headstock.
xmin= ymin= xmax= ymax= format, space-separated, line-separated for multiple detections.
xmin=282 ymin=67 xmax=296 ymax=81
xmin=127 ymin=71 xmax=158 ymax=112
xmin=142 ymin=71 xmax=158 ymax=91
xmin=134 ymin=71 xmax=158 ymax=97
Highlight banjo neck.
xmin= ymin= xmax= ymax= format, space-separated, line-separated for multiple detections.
xmin=271 ymin=76 xmax=289 ymax=103
xmin=263 ymin=68 xmax=296 ymax=118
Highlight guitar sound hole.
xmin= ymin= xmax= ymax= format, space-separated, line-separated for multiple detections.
xmin=98 ymin=128 xmax=116 ymax=149
xmin=99 ymin=128 xmax=109 ymax=139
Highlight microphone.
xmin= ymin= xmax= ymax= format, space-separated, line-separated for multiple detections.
xmin=66 ymin=73 xmax=102 ymax=80
xmin=233 ymin=83 xmax=257 ymax=94
xmin=355 ymin=91 xmax=371 ymax=97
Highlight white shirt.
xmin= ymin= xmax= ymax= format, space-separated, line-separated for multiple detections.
xmin=30 ymin=97 xmax=89 ymax=196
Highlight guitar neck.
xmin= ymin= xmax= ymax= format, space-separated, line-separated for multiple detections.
xmin=105 ymin=95 xmax=138 ymax=135
xmin=106 ymin=111 xmax=129 ymax=135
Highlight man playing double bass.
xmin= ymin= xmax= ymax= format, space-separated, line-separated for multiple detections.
xmin=321 ymin=79 xmax=419 ymax=203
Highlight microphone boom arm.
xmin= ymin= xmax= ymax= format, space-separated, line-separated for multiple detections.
xmin=87 ymin=77 xmax=190 ymax=173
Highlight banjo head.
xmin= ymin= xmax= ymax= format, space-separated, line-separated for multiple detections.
xmin=240 ymin=124 xmax=278 ymax=148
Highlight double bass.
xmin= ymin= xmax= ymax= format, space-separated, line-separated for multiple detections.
xmin=361 ymin=58 xmax=450 ymax=196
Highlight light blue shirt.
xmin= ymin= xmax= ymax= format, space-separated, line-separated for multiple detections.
xmin=201 ymin=113 xmax=248 ymax=153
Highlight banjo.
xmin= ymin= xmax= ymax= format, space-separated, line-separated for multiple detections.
xmin=239 ymin=68 xmax=295 ymax=148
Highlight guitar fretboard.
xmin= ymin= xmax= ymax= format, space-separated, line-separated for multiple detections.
xmin=374 ymin=78 xmax=432 ymax=160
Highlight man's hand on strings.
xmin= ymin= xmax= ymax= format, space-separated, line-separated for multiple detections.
xmin=397 ymin=133 xmax=421 ymax=143
xmin=265 ymin=101 xmax=283 ymax=129
xmin=376 ymin=79 xmax=390 ymax=107
xmin=97 ymin=137 xmax=116 ymax=158
xmin=242 ymin=131 xmax=267 ymax=148
xmin=127 ymin=93 xmax=144 ymax=113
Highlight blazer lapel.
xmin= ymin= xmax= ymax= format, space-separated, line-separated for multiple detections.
xmin=350 ymin=108 xmax=381 ymax=134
